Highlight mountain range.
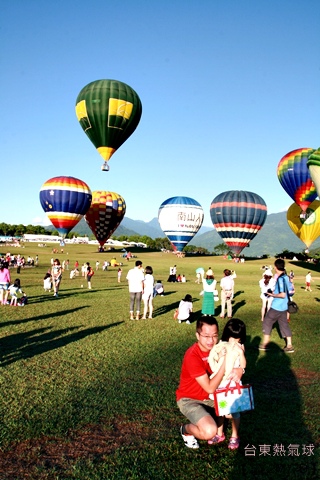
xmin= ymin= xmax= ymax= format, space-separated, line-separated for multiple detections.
xmin=65 ymin=212 xmax=320 ymax=256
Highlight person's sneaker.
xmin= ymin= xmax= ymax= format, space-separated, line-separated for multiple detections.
xmin=180 ymin=426 xmax=199 ymax=449
xmin=283 ymin=345 xmax=294 ymax=353
xmin=258 ymin=344 xmax=269 ymax=351
xmin=208 ymin=433 xmax=225 ymax=445
xmin=186 ymin=320 xmax=191 ymax=324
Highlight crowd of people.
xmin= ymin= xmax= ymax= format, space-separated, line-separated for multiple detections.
xmin=0 ymin=261 xmax=28 ymax=306
xmin=0 ymin=249 xmax=315 ymax=452
xmin=175 ymin=258 xmax=304 ymax=451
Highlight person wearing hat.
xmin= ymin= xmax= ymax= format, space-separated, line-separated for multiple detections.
xmin=220 ymin=269 xmax=234 ymax=318
xmin=201 ymin=272 xmax=217 ymax=316
xmin=263 ymin=268 xmax=273 ymax=277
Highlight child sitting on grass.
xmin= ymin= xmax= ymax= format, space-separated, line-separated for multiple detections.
xmin=176 ymin=294 xmax=193 ymax=324
xmin=43 ymin=273 xmax=52 ymax=292
xmin=18 ymin=293 xmax=28 ymax=306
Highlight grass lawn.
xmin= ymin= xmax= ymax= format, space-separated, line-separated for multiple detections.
xmin=0 ymin=244 xmax=319 ymax=479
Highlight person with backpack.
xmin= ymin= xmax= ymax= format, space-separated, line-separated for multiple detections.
xmin=259 ymin=259 xmax=294 ymax=353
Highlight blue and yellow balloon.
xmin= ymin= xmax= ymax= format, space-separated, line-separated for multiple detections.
xmin=39 ymin=176 xmax=92 ymax=238
xmin=158 ymin=197 xmax=204 ymax=251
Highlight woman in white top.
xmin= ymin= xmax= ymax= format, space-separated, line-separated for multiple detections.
xmin=177 ymin=294 xmax=193 ymax=324
xmin=259 ymin=274 xmax=275 ymax=321
xmin=142 ymin=266 xmax=154 ymax=319
xmin=220 ymin=269 xmax=234 ymax=318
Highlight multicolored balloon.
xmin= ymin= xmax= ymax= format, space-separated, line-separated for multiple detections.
xmin=307 ymin=148 xmax=320 ymax=199
xmin=277 ymin=148 xmax=316 ymax=212
xmin=158 ymin=197 xmax=204 ymax=251
xmin=75 ymin=79 xmax=142 ymax=171
xmin=210 ymin=190 xmax=268 ymax=255
xmin=287 ymin=200 xmax=320 ymax=249
xmin=85 ymin=191 xmax=126 ymax=247
xmin=39 ymin=176 xmax=92 ymax=238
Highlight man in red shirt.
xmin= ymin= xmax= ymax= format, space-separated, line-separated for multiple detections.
xmin=176 ymin=316 xmax=242 ymax=449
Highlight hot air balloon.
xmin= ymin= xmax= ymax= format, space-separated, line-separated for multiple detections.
xmin=210 ymin=190 xmax=268 ymax=256
xmin=307 ymin=148 xmax=320 ymax=199
xmin=158 ymin=197 xmax=204 ymax=252
xmin=39 ymin=176 xmax=92 ymax=238
xmin=75 ymin=79 xmax=142 ymax=171
xmin=287 ymin=200 xmax=320 ymax=250
xmin=277 ymin=148 xmax=317 ymax=212
xmin=85 ymin=191 xmax=126 ymax=248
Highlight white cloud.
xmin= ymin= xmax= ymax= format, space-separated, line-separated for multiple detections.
xmin=32 ymin=216 xmax=51 ymax=226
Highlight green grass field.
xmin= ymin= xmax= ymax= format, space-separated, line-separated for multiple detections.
xmin=0 ymin=244 xmax=319 ymax=479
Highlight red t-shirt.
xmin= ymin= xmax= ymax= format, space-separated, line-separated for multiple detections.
xmin=176 ymin=343 xmax=213 ymax=401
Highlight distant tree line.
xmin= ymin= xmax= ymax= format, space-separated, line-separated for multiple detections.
xmin=0 ymin=223 xmax=53 ymax=237
xmin=4 ymin=223 xmax=317 ymax=259
xmin=0 ymin=223 xmax=211 ymax=254
xmin=113 ymin=235 xmax=210 ymax=254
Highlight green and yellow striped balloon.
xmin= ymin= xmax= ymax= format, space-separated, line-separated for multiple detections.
xmin=76 ymin=79 xmax=142 ymax=171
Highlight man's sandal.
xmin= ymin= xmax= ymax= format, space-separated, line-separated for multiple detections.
xmin=228 ymin=437 xmax=240 ymax=449
xmin=208 ymin=433 xmax=225 ymax=445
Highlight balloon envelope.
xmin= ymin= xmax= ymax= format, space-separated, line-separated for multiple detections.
xmin=39 ymin=176 xmax=92 ymax=238
xmin=158 ymin=197 xmax=204 ymax=251
xmin=210 ymin=190 xmax=268 ymax=255
xmin=307 ymin=148 xmax=320 ymax=199
xmin=85 ymin=191 xmax=126 ymax=247
xmin=75 ymin=79 xmax=142 ymax=171
xmin=287 ymin=200 xmax=320 ymax=249
xmin=277 ymin=148 xmax=317 ymax=212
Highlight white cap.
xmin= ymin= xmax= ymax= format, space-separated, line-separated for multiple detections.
xmin=264 ymin=269 xmax=273 ymax=277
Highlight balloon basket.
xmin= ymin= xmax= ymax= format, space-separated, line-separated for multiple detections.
xmin=101 ymin=162 xmax=110 ymax=172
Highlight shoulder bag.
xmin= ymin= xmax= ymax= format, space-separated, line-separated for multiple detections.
xmin=277 ymin=274 xmax=299 ymax=314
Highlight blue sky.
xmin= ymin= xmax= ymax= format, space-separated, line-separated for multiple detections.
xmin=1 ymin=0 xmax=319 ymax=228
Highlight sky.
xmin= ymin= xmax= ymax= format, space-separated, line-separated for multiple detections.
xmin=1 ymin=0 xmax=319 ymax=228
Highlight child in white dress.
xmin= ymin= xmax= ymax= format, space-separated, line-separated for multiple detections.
xmin=9 ymin=279 xmax=23 ymax=306
xmin=142 ymin=266 xmax=154 ymax=319
xmin=208 ymin=318 xmax=246 ymax=450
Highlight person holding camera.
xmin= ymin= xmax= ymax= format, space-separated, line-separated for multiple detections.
xmin=259 ymin=259 xmax=294 ymax=353
xmin=258 ymin=273 xmax=275 ymax=322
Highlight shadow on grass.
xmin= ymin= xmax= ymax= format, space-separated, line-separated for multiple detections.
xmin=229 ymin=337 xmax=318 ymax=479
xmin=233 ymin=290 xmax=245 ymax=298
xmin=0 ymin=306 xmax=90 ymax=327
xmin=0 ymin=332 xmax=318 ymax=478
xmin=214 ymin=298 xmax=246 ymax=317
xmin=157 ymin=291 xmax=178 ymax=296
xmin=232 ymin=299 xmax=246 ymax=315
xmin=153 ymin=297 xmax=200 ymax=316
xmin=28 ymin=286 xmax=124 ymax=303
xmin=289 ymin=261 xmax=320 ymax=274
xmin=0 ymin=322 xmax=123 ymax=367
xmin=153 ymin=301 xmax=181 ymax=315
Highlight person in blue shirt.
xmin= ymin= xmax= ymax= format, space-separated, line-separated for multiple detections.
xmin=259 ymin=259 xmax=294 ymax=353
